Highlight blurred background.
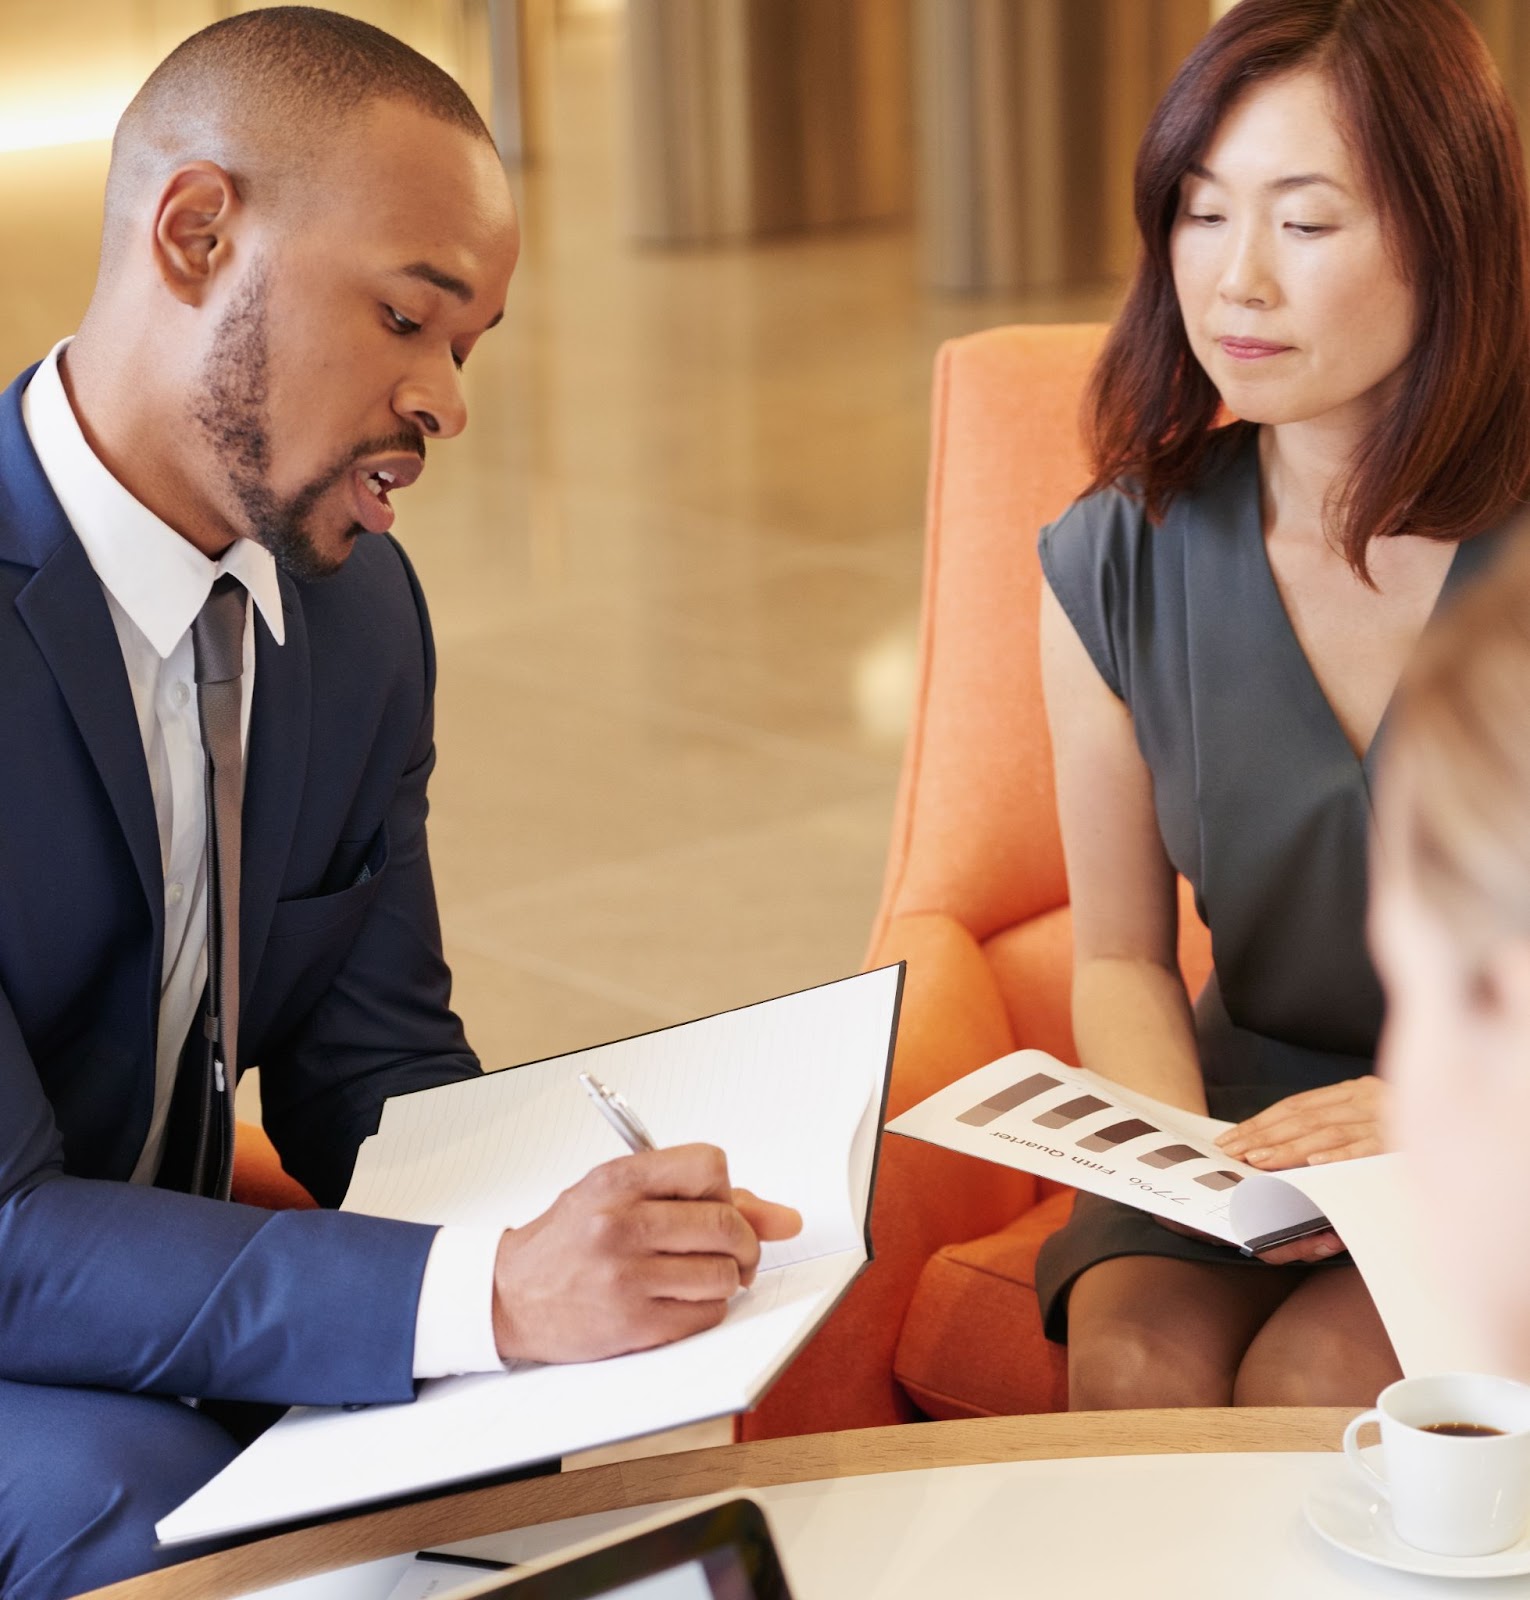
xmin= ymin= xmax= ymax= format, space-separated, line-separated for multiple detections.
xmin=5 ymin=0 xmax=1529 ymax=1099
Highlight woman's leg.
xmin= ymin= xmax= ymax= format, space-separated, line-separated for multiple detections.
xmin=1232 ymin=1264 xmax=1402 ymax=1406
xmin=1066 ymin=1255 xmax=1301 ymax=1410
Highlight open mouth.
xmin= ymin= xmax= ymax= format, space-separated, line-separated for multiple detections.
xmin=351 ymin=468 xmax=402 ymax=532
xmin=348 ymin=454 xmax=424 ymax=534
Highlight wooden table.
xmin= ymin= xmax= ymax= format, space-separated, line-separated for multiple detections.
xmin=81 ymin=1408 xmax=1357 ymax=1599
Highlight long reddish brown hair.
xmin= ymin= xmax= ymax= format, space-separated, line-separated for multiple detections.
xmin=1087 ymin=0 xmax=1530 ymax=571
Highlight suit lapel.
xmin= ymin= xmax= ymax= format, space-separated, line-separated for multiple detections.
xmin=1 ymin=372 xmax=164 ymax=947
xmin=16 ymin=551 xmax=164 ymax=925
xmin=1 ymin=366 xmax=315 ymax=1031
xmin=240 ymin=573 xmax=311 ymax=1002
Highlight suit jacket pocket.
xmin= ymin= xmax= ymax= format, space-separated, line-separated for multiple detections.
xmin=264 ymin=824 xmax=389 ymax=943
xmin=247 ymin=826 xmax=391 ymax=1053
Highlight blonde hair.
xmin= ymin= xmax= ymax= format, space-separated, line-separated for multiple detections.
xmin=1387 ymin=527 xmax=1530 ymax=945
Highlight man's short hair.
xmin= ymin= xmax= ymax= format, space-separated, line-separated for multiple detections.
xmin=102 ymin=6 xmax=495 ymax=267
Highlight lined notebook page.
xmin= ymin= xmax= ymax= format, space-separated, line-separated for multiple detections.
xmin=343 ymin=966 xmax=902 ymax=1269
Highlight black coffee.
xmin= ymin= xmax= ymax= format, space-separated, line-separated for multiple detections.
xmin=1421 ymin=1422 xmax=1506 ymax=1438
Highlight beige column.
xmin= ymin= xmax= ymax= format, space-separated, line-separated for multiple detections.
xmin=484 ymin=0 xmax=553 ymax=166
xmin=916 ymin=0 xmax=1208 ymax=292
xmin=624 ymin=0 xmax=913 ymax=244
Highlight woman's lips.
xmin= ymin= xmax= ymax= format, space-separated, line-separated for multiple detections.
xmin=1218 ymin=337 xmax=1292 ymax=361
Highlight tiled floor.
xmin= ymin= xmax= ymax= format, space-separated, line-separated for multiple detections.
xmin=0 ymin=7 xmax=1120 ymax=1463
xmin=410 ymin=17 xmax=1119 ymax=1068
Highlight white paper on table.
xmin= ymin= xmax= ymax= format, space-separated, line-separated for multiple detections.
xmin=378 ymin=1554 xmax=512 ymax=1600
xmin=158 ymin=966 xmax=903 ymax=1546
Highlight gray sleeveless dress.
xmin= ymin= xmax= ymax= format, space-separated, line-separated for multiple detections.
xmin=1032 ymin=424 xmax=1508 ymax=1340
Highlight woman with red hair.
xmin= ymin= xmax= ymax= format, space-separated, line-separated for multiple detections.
xmin=1036 ymin=0 xmax=1530 ymax=1408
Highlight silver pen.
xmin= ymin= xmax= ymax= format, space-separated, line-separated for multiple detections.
xmin=578 ymin=1071 xmax=657 ymax=1153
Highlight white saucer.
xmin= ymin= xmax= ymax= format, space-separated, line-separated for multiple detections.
xmin=1305 ymin=1448 xmax=1530 ymax=1579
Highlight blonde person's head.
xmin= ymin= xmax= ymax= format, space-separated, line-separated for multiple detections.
xmin=1372 ymin=526 xmax=1530 ymax=1378
xmin=1386 ymin=532 xmax=1530 ymax=947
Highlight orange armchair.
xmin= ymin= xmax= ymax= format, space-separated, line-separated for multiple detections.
xmin=232 ymin=1119 xmax=317 ymax=1210
xmin=742 ymin=324 xmax=1212 ymax=1439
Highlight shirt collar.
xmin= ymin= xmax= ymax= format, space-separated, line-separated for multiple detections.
xmin=19 ymin=338 xmax=286 ymax=656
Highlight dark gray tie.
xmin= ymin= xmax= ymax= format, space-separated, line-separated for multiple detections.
xmin=190 ymin=574 xmax=246 ymax=1200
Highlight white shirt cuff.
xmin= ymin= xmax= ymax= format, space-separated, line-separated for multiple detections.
xmin=411 ymin=1225 xmax=505 ymax=1378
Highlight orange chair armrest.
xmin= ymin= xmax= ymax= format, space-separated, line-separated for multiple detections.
xmin=232 ymin=1119 xmax=317 ymax=1210
xmin=743 ymin=912 xmax=1040 ymax=1439
xmin=872 ymin=910 xmax=1016 ymax=1117
xmin=895 ymin=1188 xmax=1074 ymax=1419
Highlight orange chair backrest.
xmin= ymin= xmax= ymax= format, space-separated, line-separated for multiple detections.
xmin=871 ymin=324 xmax=1109 ymax=952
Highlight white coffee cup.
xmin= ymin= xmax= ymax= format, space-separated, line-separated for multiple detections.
xmin=1343 ymin=1373 xmax=1530 ymax=1556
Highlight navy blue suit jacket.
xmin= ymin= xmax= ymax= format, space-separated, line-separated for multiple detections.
xmin=0 ymin=366 xmax=482 ymax=1407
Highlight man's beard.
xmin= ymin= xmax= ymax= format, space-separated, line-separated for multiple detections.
xmin=192 ymin=266 xmax=423 ymax=582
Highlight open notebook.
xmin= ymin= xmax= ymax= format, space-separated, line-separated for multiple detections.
xmin=158 ymin=964 xmax=905 ymax=1546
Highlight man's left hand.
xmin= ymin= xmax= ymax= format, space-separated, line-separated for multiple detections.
xmin=1214 ymin=1075 xmax=1388 ymax=1170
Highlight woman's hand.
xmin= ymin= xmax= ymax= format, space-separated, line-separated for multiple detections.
xmin=1198 ymin=1080 xmax=1382 ymax=1264
xmin=1214 ymin=1076 xmax=1388 ymax=1171
xmin=1153 ymin=1214 xmax=1346 ymax=1265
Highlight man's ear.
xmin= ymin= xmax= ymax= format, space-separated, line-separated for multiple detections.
xmin=153 ymin=162 xmax=240 ymax=304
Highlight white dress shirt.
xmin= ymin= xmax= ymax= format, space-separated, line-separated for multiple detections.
xmin=21 ymin=340 xmax=502 ymax=1379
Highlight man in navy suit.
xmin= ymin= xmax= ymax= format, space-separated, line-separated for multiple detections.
xmin=0 ymin=11 xmax=797 ymax=1598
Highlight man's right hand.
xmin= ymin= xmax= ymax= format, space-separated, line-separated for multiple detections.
xmin=491 ymin=1143 xmax=802 ymax=1365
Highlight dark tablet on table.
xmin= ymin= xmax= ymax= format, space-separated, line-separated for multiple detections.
xmin=478 ymin=1498 xmax=794 ymax=1600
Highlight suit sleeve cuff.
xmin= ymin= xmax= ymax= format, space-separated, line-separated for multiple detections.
xmin=411 ymin=1225 xmax=504 ymax=1378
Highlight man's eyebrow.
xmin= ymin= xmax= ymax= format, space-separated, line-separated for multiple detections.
xmin=1186 ymin=161 xmax=1348 ymax=196
xmin=393 ymin=264 xmax=505 ymax=334
xmin=397 ymin=261 xmax=475 ymax=302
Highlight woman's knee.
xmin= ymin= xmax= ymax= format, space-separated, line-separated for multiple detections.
xmin=1064 ymin=1265 xmax=1237 ymax=1410
xmin=1068 ymin=1314 xmax=1238 ymax=1410
xmin=1233 ymin=1273 xmax=1401 ymax=1407
xmin=1234 ymin=1338 xmax=1393 ymax=1406
xmin=1063 ymin=1256 xmax=1296 ymax=1411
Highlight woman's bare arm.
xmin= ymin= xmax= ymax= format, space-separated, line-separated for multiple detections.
xmin=1040 ymin=581 xmax=1207 ymax=1114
